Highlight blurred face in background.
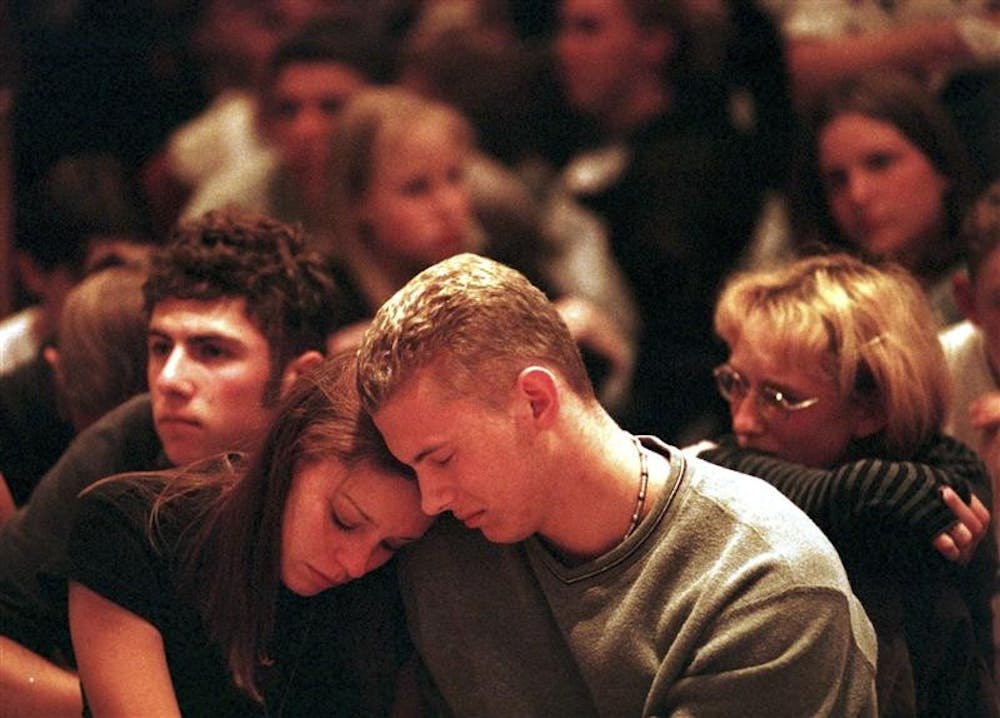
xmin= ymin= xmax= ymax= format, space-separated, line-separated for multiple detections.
xmin=819 ymin=112 xmax=950 ymax=267
xmin=193 ymin=0 xmax=334 ymax=90
xmin=555 ymin=0 xmax=669 ymax=126
xmin=357 ymin=119 xmax=475 ymax=273
xmin=263 ymin=61 xmax=369 ymax=192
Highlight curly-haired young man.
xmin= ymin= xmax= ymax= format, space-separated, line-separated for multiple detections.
xmin=0 ymin=208 xmax=344 ymax=716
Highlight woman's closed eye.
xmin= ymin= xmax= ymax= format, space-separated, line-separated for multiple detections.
xmin=331 ymin=511 xmax=357 ymax=532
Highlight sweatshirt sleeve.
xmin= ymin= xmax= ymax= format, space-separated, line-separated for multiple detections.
xmin=699 ymin=433 xmax=986 ymax=574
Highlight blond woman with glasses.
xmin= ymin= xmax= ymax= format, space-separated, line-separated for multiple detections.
xmin=690 ymin=251 xmax=998 ymax=717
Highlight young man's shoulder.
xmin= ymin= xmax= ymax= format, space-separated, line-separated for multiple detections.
xmin=42 ymin=393 xmax=163 ymax=493
xmin=675 ymin=449 xmax=851 ymax=577
xmin=0 ymin=393 xmax=166 ymax=615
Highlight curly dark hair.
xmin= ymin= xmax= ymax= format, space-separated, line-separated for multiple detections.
xmin=143 ymin=208 xmax=343 ymax=397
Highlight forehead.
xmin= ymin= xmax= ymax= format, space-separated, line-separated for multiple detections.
xmin=372 ymin=368 xmax=471 ymax=459
xmin=819 ymin=113 xmax=918 ymax=157
xmin=368 ymin=122 xmax=467 ymax=183
xmin=728 ymin=322 xmax=831 ymax=382
xmin=376 ymin=113 xmax=464 ymax=158
xmin=149 ymin=296 xmax=266 ymax=344
xmin=341 ymin=465 xmax=431 ymax=534
xmin=270 ymin=62 xmax=368 ymax=99
xmin=560 ymin=0 xmax=634 ymax=25
xmin=340 ymin=462 xmax=412 ymax=504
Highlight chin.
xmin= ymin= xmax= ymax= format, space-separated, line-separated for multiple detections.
xmin=282 ymin=570 xmax=319 ymax=598
xmin=738 ymin=438 xmax=782 ymax=459
xmin=289 ymin=584 xmax=322 ymax=598
xmin=480 ymin=524 xmax=532 ymax=545
xmin=163 ymin=444 xmax=203 ymax=468
xmin=858 ymin=233 xmax=907 ymax=261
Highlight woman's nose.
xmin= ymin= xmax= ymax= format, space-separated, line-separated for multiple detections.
xmin=730 ymin=392 xmax=765 ymax=435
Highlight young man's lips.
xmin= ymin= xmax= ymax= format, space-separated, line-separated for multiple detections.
xmin=156 ymin=415 xmax=200 ymax=428
xmin=457 ymin=510 xmax=486 ymax=528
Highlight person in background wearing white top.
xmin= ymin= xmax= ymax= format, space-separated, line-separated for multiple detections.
xmin=941 ymin=177 xmax=1000 ymax=687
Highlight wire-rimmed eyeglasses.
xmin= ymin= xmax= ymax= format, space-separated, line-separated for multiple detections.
xmin=712 ymin=364 xmax=820 ymax=417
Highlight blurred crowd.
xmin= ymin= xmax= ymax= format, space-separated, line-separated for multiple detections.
xmin=1 ymin=1 xmax=1000 ymax=715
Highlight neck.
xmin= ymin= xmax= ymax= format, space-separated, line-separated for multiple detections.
xmin=344 ymin=240 xmax=418 ymax=311
xmin=907 ymin=222 xmax=955 ymax=284
xmin=538 ymin=425 xmax=655 ymax=564
xmin=601 ymin=82 xmax=672 ymax=136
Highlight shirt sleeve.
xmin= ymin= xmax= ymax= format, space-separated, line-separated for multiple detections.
xmin=653 ymin=586 xmax=878 ymax=717
xmin=66 ymin=486 xmax=171 ymax=632
xmin=699 ymin=434 xmax=979 ymax=574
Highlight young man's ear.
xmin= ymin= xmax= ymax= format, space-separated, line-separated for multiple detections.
xmin=278 ymin=350 xmax=324 ymax=399
xmin=515 ymin=366 xmax=560 ymax=428
xmin=952 ymin=270 xmax=979 ymax=324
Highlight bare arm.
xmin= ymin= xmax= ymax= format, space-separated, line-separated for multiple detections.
xmin=0 ymin=635 xmax=81 ymax=718
xmin=787 ymin=16 xmax=993 ymax=108
xmin=68 ymin=581 xmax=181 ymax=718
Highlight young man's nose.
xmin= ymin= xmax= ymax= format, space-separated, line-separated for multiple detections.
xmin=289 ymin=107 xmax=330 ymax=142
xmin=155 ymin=348 xmax=194 ymax=394
xmin=417 ymin=472 xmax=454 ymax=516
xmin=433 ymin=184 xmax=468 ymax=221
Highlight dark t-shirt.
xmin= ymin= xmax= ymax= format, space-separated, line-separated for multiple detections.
xmin=572 ymin=4 xmax=794 ymax=443
xmin=67 ymin=459 xmax=411 ymax=717
xmin=578 ymin=104 xmax=765 ymax=443
xmin=0 ymin=393 xmax=167 ymax=661
xmin=0 ymin=352 xmax=75 ymax=504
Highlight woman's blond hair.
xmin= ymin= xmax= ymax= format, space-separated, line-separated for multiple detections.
xmin=326 ymin=86 xmax=474 ymax=254
xmin=714 ymin=253 xmax=950 ymax=457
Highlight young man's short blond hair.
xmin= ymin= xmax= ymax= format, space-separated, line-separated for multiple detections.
xmin=356 ymin=253 xmax=594 ymax=413
xmin=715 ymin=252 xmax=950 ymax=458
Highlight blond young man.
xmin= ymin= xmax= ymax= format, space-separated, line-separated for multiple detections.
xmin=356 ymin=252 xmax=878 ymax=716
